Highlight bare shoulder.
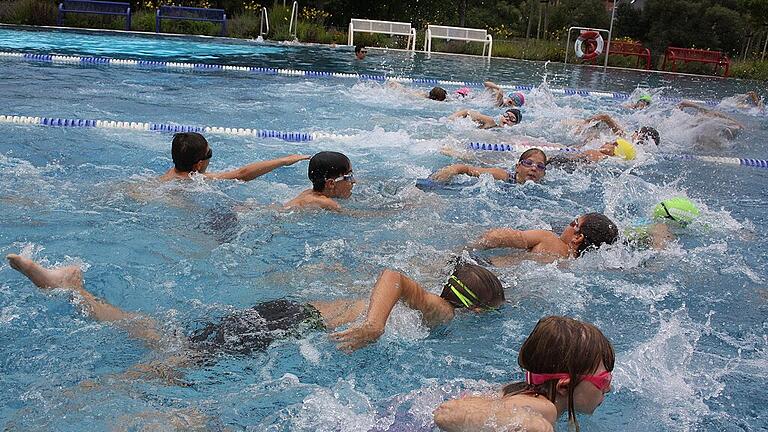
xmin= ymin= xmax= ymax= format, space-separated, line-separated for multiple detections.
xmin=434 ymin=394 xmax=555 ymax=432
xmin=284 ymin=190 xmax=340 ymax=211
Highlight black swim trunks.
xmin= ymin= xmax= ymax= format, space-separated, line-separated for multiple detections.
xmin=188 ymin=299 xmax=325 ymax=356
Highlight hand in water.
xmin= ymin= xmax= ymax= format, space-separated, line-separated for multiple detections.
xmin=329 ymin=321 xmax=384 ymax=352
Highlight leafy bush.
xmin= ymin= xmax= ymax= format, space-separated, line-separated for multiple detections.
xmin=0 ymin=0 xmax=56 ymax=26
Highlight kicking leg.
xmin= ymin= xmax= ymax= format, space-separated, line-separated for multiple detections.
xmin=7 ymin=254 xmax=163 ymax=349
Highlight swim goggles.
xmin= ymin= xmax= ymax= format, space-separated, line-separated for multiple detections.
xmin=197 ymin=147 xmax=213 ymax=163
xmin=332 ymin=172 xmax=355 ymax=183
xmin=502 ymin=111 xmax=520 ymax=125
xmin=519 ymin=158 xmax=546 ymax=171
xmin=525 ymin=370 xmax=612 ymax=392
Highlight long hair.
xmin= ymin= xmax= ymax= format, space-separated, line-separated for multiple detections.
xmin=502 ymin=316 xmax=615 ymax=432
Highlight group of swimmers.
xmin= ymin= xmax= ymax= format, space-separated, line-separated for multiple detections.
xmin=10 ymin=73 xmax=759 ymax=430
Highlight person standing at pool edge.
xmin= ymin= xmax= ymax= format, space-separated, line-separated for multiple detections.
xmin=434 ymin=316 xmax=614 ymax=432
xmin=284 ymin=151 xmax=355 ymax=211
xmin=159 ymin=132 xmax=309 ymax=182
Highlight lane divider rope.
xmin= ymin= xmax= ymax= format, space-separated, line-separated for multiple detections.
xmin=0 ymin=114 xmax=353 ymax=142
xmin=0 ymin=51 xmax=718 ymax=106
xmin=466 ymin=142 xmax=768 ymax=169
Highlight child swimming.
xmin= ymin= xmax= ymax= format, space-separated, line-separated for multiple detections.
xmin=284 ymin=151 xmax=355 ymax=211
xmin=434 ymin=315 xmax=614 ymax=432
xmin=449 ymin=108 xmax=522 ymax=129
xmin=428 ymin=148 xmax=547 ymax=184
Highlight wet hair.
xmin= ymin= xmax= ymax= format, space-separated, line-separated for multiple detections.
xmin=502 ymin=316 xmax=615 ymax=432
xmin=172 ymin=132 xmax=210 ymax=172
xmin=308 ymin=151 xmax=351 ymax=192
xmin=354 ymin=44 xmax=366 ymax=54
xmin=439 ymin=263 xmax=505 ymax=309
xmin=505 ymin=108 xmax=522 ymax=124
xmin=518 ymin=148 xmax=547 ymax=164
xmin=635 ymin=126 xmax=660 ymax=146
xmin=428 ymin=87 xmax=447 ymax=101
xmin=576 ymin=212 xmax=619 ymax=256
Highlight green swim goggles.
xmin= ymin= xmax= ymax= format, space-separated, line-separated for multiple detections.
xmin=447 ymin=275 xmax=493 ymax=311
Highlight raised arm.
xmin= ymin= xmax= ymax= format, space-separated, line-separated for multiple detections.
xmin=484 ymin=81 xmax=505 ymax=106
xmin=584 ymin=113 xmax=624 ymax=135
xmin=206 ymin=154 xmax=309 ymax=181
xmin=430 ymin=164 xmax=510 ymax=182
xmin=330 ymin=269 xmax=455 ymax=352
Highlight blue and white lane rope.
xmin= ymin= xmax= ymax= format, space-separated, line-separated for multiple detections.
xmin=0 ymin=114 xmax=351 ymax=142
xmin=0 ymin=51 xmax=717 ymax=106
xmin=466 ymin=142 xmax=768 ymax=169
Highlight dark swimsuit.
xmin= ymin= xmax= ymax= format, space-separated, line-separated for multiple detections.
xmin=188 ymin=299 xmax=325 ymax=356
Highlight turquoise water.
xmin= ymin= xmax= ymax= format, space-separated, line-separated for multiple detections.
xmin=0 ymin=26 xmax=766 ymax=431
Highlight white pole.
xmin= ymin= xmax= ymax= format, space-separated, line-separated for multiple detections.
xmin=604 ymin=0 xmax=616 ymax=70
xmin=762 ymin=30 xmax=768 ymax=61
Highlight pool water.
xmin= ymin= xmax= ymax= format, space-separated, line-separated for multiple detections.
xmin=0 ymin=26 xmax=766 ymax=431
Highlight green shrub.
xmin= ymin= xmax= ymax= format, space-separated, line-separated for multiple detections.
xmin=227 ymin=11 xmax=262 ymax=39
xmin=0 ymin=0 xmax=56 ymax=26
xmin=730 ymin=60 xmax=768 ymax=81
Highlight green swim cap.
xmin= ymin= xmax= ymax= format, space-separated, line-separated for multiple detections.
xmin=638 ymin=94 xmax=652 ymax=104
xmin=653 ymin=197 xmax=700 ymax=224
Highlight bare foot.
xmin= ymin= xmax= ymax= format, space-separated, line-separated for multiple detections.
xmin=6 ymin=254 xmax=83 ymax=290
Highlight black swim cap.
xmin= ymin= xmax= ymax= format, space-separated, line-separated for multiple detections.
xmin=505 ymin=108 xmax=522 ymax=124
xmin=636 ymin=126 xmax=660 ymax=146
xmin=308 ymin=151 xmax=351 ymax=191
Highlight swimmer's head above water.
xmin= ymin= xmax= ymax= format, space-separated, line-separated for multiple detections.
xmin=653 ymin=197 xmax=700 ymax=226
xmin=599 ymin=138 xmax=636 ymax=160
xmin=429 ymin=86 xmax=448 ymax=101
xmin=561 ymin=212 xmax=619 ymax=257
xmin=515 ymin=148 xmax=547 ymax=183
xmin=632 ymin=126 xmax=660 ymax=146
xmin=503 ymin=91 xmax=526 ymax=107
xmin=439 ymin=263 xmax=505 ymax=311
xmin=171 ymin=132 xmax=213 ymax=173
xmin=500 ymin=108 xmax=522 ymax=126
xmin=308 ymin=151 xmax=355 ymax=198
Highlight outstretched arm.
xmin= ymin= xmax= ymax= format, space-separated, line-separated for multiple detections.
xmin=473 ymin=228 xmax=552 ymax=251
xmin=329 ymin=269 xmax=455 ymax=352
xmin=207 ymin=154 xmax=309 ymax=181
xmin=430 ymin=164 xmax=510 ymax=182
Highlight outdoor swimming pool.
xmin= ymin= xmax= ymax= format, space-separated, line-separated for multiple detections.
xmin=0 ymin=26 xmax=766 ymax=431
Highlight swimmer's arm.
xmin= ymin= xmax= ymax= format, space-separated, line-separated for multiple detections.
xmin=474 ymin=228 xmax=551 ymax=251
xmin=330 ymin=269 xmax=454 ymax=352
xmin=430 ymin=164 xmax=510 ymax=182
xmin=434 ymin=397 xmax=555 ymax=432
xmin=585 ymin=114 xmax=624 ymax=135
xmin=449 ymin=109 xmax=472 ymax=120
xmin=467 ymin=111 xmax=498 ymax=128
xmin=207 ymin=154 xmax=310 ymax=181
xmin=648 ymin=223 xmax=674 ymax=250
xmin=483 ymin=81 xmax=505 ymax=105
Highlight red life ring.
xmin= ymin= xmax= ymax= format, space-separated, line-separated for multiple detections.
xmin=574 ymin=31 xmax=604 ymax=60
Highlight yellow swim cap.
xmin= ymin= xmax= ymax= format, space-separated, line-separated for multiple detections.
xmin=614 ymin=138 xmax=637 ymax=160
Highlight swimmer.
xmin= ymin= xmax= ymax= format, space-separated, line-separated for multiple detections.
xmin=7 ymin=254 xmax=504 ymax=372
xmin=159 ymin=132 xmax=309 ymax=182
xmin=284 ymin=151 xmax=355 ymax=211
xmin=576 ymin=113 xmax=625 ymax=138
xmin=473 ymin=212 xmax=619 ymax=263
xmin=631 ymin=126 xmax=660 ymax=146
xmin=484 ymin=81 xmax=526 ymax=107
xmin=355 ymin=44 xmax=367 ymax=60
xmin=677 ymin=100 xmax=744 ymax=138
xmin=434 ymin=315 xmax=614 ymax=432
xmin=734 ymin=91 xmax=764 ymax=110
xmin=449 ymin=108 xmax=522 ymax=129
xmin=387 ymin=80 xmax=448 ymax=101
xmin=429 ymin=148 xmax=547 ymax=184
xmin=625 ymin=94 xmax=652 ymax=110
xmin=625 ymin=197 xmax=700 ymax=250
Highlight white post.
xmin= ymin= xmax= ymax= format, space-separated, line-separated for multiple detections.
xmin=762 ymin=29 xmax=767 ymax=61
xmin=288 ymin=1 xmax=298 ymax=40
xmin=348 ymin=21 xmax=354 ymax=46
xmin=604 ymin=0 xmax=617 ymax=70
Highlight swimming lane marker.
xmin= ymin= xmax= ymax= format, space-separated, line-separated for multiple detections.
xmin=0 ymin=114 xmax=353 ymax=142
xmin=0 ymin=51 xmax=716 ymax=106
